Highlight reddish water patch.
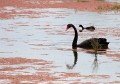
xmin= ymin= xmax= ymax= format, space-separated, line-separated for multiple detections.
xmin=0 ymin=57 xmax=51 ymax=64
xmin=0 ymin=74 xmax=59 ymax=84
xmin=0 ymin=66 xmax=29 ymax=71
xmin=0 ymin=0 xmax=116 ymax=19
xmin=60 ymin=72 xmax=81 ymax=77
xmin=0 ymin=57 xmax=59 ymax=83
xmin=106 ymin=53 xmax=120 ymax=61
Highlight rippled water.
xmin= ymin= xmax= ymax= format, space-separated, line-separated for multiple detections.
xmin=0 ymin=7 xmax=120 ymax=83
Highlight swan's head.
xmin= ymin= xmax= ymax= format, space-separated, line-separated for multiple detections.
xmin=66 ymin=24 xmax=74 ymax=31
xmin=79 ymin=25 xmax=83 ymax=27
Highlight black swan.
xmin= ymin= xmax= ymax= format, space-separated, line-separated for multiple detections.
xmin=79 ymin=24 xmax=95 ymax=32
xmin=66 ymin=24 xmax=109 ymax=50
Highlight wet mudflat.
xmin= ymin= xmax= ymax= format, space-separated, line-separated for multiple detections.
xmin=0 ymin=0 xmax=120 ymax=84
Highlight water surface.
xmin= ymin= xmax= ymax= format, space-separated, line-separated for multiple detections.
xmin=0 ymin=8 xmax=120 ymax=83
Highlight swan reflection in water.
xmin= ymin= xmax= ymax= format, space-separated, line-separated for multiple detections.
xmin=66 ymin=48 xmax=107 ymax=73
xmin=66 ymin=48 xmax=78 ymax=69
xmin=92 ymin=52 xmax=98 ymax=73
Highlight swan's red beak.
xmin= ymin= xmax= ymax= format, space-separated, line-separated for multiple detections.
xmin=66 ymin=27 xmax=68 ymax=31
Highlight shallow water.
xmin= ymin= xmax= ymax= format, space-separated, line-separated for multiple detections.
xmin=0 ymin=7 xmax=120 ymax=83
xmin=105 ymin=0 xmax=120 ymax=3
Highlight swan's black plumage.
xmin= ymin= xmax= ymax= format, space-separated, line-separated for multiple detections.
xmin=66 ymin=24 xmax=109 ymax=49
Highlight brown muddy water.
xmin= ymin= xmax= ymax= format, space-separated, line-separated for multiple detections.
xmin=0 ymin=7 xmax=120 ymax=84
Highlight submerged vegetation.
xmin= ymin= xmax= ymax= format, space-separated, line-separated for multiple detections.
xmin=96 ymin=0 xmax=105 ymax=1
xmin=97 ymin=4 xmax=120 ymax=11
xmin=76 ymin=0 xmax=89 ymax=2
xmin=111 ymin=4 xmax=120 ymax=10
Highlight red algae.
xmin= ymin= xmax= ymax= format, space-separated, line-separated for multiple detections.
xmin=83 ymin=75 xmax=110 ymax=79
xmin=105 ymin=53 xmax=120 ymax=61
xmin=0 ymin=57 xmax=60 ymax=83
xmin=0 ymin=0 xmax=116 ymax=19
xmin=0 ymin=0 xmax=114 ymax=10
xmin=0 ymin=74 xmax=59 ymax=84
xmin=0 ymin=57 xmax=50 ymax=64
xmin=60 ymin=72 xmax=81 ymax=77
xmin=0 ymin=66 xmax=29 ymax=71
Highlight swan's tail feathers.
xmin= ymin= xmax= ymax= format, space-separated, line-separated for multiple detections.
xmin=98 ymin=38 xmax=109 ymax=49
xmin=98 ymin=38 xmax=108 ymax=44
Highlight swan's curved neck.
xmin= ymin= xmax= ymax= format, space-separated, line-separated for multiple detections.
xmin=72 ymin=25 xmax=78 ymax=48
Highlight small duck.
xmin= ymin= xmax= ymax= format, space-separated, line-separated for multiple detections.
xmin=79 ymin=25 xmax=95 ymax=32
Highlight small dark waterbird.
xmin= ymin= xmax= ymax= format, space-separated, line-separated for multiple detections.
xmin=79 ymin=24 xmax=95 ymax=32
xmin=66 ymin=24 xmax=109 ymax=50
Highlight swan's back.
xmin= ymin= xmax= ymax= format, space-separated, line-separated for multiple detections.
xmin=77 ymin=38 xmax=93 ymax=49
xmin=77 ymin=38 xmax=109 ymax=49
